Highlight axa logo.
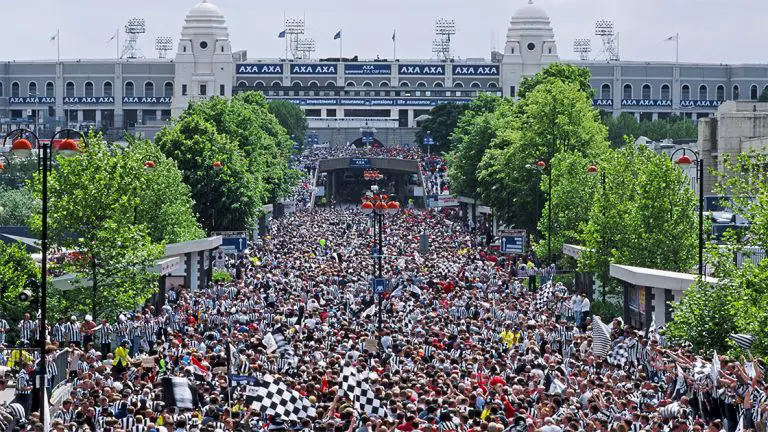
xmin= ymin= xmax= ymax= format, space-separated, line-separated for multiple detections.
xmin=292 ymin=65 xmax=336 ymax=74
xmin=399 ymin=65 xmax=444 ymax=75
xmin=237 ymin=64 xmax=283 ymax=74
xmin=454 ymin=66 xmax=498 ymax=75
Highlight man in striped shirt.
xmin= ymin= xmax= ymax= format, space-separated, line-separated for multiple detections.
xmin=14 ymin=362 xmax=33 ymax=416
xmin=17 ymin=313 xmax=37 ymax=344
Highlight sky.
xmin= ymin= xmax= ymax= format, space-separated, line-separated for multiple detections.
xmin=2 ymin=0 xmax=765 ymax=65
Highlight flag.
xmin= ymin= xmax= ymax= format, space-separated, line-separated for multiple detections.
xmin=334 ymin=30 xmax=342 ymax=40
xmin=106 ymin=32 xmax=117 ymax=43
xmin=590 ymin=316 xmax=612 ymax=358
xmin=278 ymin=30 xmax=286 ymax=39
xmin=664 ymin=35 xmax=678 ymax=42
xmin=730 ymin=333 xmax=755 ymax=350
xmin=191 ymin=356 xmax=212 ymax=381
xmin=161 ymin=376 xmax=199 ymax=409
xmin=246 ymin=374 xmax=316 ymax=420
xmin=608 ymin=341 xmax=630 ymax=366
xmin=711 ymin=350 xmax=719 ymax=387
xmin=340 ymin=366 xmax=389 ymax=418
xmin=50 ymin=32 xmax=57 ymax=43
xmin=392 ymin=30 xmax=396 ymax=42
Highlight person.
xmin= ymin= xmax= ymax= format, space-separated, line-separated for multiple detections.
xmin=572 ymin=292 xmax=584 ymax=327
xmin=580 ymin=295 xmax=591 ymax=330
xmin=81 ymin=314 xmax=96 ymax=348
xmin=14 ymin=362 xmax=33 ymax=416
xmin=112 ymin=339 xmax=131 ymax=377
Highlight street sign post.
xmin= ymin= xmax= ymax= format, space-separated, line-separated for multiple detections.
xmin=373 ymin=278 xmax=387 ymax=295
xmin=214 ymin=231 xmax=248 ymax=253
xmin=499 ymin=229 xmax=527 ymax=254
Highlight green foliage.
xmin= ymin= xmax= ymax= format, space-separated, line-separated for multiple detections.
xmin=603 ymin=113 xmax=698 ymax=148
xmin=0 ymin=241 xmax=38 ymax=342
xmin=0 ymin=186 xmax=37 ymax=226
xmin=212 ymin=269 xmax=232 ymax=284
xmin=0 ymin=158 xmax=38 ymax=190
xmin=590 ymin=300 xmax=623 ymax=321
xmin=760 ymin=87 xmax=768 ymax=103
xmin=268 ymin=99 xmax=308 ymax=145
xmin=415 ymin=103 xmax=469 ymax=152
xmin=579 ymin=144 xmax=698 ymax=299
xmin=28 ymin=134 xmax=200 ymax=319
xmin=517 ymin=63 xmax=593 ymax=100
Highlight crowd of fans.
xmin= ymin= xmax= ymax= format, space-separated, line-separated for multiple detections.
xmin=2 ymin=147 xmax=764 ymax=432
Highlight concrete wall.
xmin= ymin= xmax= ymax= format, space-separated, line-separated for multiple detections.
xmin=310 ymin=127 xmax=418 ymax=147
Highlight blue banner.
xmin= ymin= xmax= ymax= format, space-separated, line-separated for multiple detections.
xmin=621 ymin=99 xmax=672 ymax=107
xmin=8 ymin=96 xmax=55 ymax=104
xmin=501 ymin=235 xmax=525 ymax=254
xmin=290 ymin=64 xmax=337 ymax=75
xmin=680 ymin=100 xmax=723 ymax=108
xmin=344 ymin=64 xmax=391 ymax=75
xmin=452 ymin=64 xmax=499 ymax=76
xmin=398 ymin=64 xmax=445 ymax=76
xmin=349 ymin=158 xmax=371 ymax=168
xmin=592 ymin=99 xmax=613 ymax=107
xmin=265 ymin=97 xmax=473 ymax=106
xmin=236 ymin=63 xmax=284 ymax=75
xmin=63 ymin=96 xmax=115 ymax=104
xmin=122 ymin=96 xmax=172 ymax=104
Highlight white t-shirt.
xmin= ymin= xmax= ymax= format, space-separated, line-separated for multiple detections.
xmin=572 ymin=295 xmax=583 ymax=312
xmin=581 ymin=298 xmax=591 ymax=312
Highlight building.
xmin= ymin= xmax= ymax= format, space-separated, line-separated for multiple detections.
xmin=3 ymin=0 xmax=768 ymax=144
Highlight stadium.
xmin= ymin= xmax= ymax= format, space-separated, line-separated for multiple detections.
xmin=1 ymin=0 xmax=767 ymax=144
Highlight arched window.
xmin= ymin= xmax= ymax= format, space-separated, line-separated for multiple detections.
xmin=751 ymin=84 xmax=759 ymax=100
xmin=144 ymin=82 xmax=154 ymax=97
xmin=660 ymin=84 xmax=670 ymax=100
xmin=65 ymin=81 xmax=75 ymax=98
xmin=453 ymin=82 xmax=464 ymax=88
xmin=28 ymin=82 xmax=37 ymax=97
xmin=124 ymin=81 xmax=135 ymax=97
xmin=84 ymin=82 xmax=94 ymax=98
xmin=681 ymin=84 xmax=690 ymax=101
xmin=271 ymin=81 xmax=282 ymax=87
xmin=433 ymin=81 xmax=444 ymax=88
xmin=345 ymin=81 xmax=355 ymax=87
xmin=641 ymin=84 xmax=651 ymax=100
xmin=416 ymin=81 xmax=427 ymax=88
xmin=308 ymin=81 xmax=320 ymax=87
xmin=11 ymin=82 xmax=20 ymax=97
xmin=103 ymin=81 xmax=113 ymax=97
xmin=379 ymin=81 xmax=390 ymax=87
xmin=487 ymin=82 xmax=498 ymax=88
xmin=253 ymin=81 xmax=265 ymax=88
xmin=400 ymin=81 xmax=410 ymax=87
xmin=0 ymin=82 xmax=3 ymax=97
xmin=601 ymin=83 xmax=611 ymax=99
xmin=698 ymin=84 xmax=708 ymax=100
xmin=362 ymin=81 xmax=373 ymax=87
xmin=716 ymin=85 xmax=725 ymax=101
xmin=45 ymin=82 xmax=55 ymax=98
xmin=164 ymin=82 xmax=174 ymax=97
xmin=292 ymin=82 xmax=302 ymax=87
xmin=325 ymin=81 xmax=336 ymax=87
xmin=470 ymin=82 xmax=482 ymax=88
xmin=237 ymin=81 xmax=248 ymax=88
xmin=623 ymin=83 xmax=632 ymax=99
xmin=733 ymin=85 xmax=740 ymax=100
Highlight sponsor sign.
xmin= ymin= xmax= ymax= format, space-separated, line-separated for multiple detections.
xmin=680 ymin=100 xmax=723 ymax=108
xmin=349 ymin=158 xmax=372 ymax=168
xmin=9 ymin=96 xmax=55 ymax=104
xmin=264 ymin=97 xmax=473 ymax=106
xmin=426 ymin=195 xmax=459 ymax=208
xmin=592 ymin=99 xmax=613 ymax=107
xmin=398 ymin=64 xmax=445 ymax=76
xmin=236 ymin=63 xmax=284 ymax=75
xmin=344 ymin=64 xmax=391 ymax=75
xmin=122 ymin=96 xmax=172 ymax=104
xmin=63 ymin=96 xmax=115 ymax=104
xmin=621 ymin=99 xmax=672 ymax=107
xmin=452 ymin=64 xmax=500 ymax=76
xmin=290 ymin=64 xmax=337 ymax=75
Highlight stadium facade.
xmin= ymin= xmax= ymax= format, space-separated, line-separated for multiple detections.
xmin=1 ymin=0 xmax=768 ymax=141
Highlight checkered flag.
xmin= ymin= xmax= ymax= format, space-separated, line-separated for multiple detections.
xmin=340 ymin=366 xmax=389 ymax=418
xmin=247 ymin=374 xmax=316 ymax=421
xmin=534 ymin=282 xmax=554 ymax=310
xmin=608 ymin=341 xmax=630 ymax=366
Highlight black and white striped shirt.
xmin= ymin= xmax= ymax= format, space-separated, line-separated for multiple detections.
xmin=16 ymin=370 xmax=31 ymax=395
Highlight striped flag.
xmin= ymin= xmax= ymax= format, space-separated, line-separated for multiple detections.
xmin=591 ymin=316 xmax=612 ymax=358
xmin=278 ymin=30 xmax=286 ymax=38
xmin=334 ymin=30 xmax=342 ymax=40
xmin=730 ymin=333 xmax=755 ymax=350
xmin=711 ymin=350 xmax=719 ymax=387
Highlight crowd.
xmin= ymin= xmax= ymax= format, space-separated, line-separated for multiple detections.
xmin=3 ymin=148 xmax=765 ymax=432
xmin=420 ymin=156 xmax=450 ymax=196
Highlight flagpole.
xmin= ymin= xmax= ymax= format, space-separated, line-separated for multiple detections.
xmin=393 ymin=30 xmax=397 ymax=60
xmin=117 ymin=29 xmax=120 ymax=60
xmin=675 ymin=32 xmax=679 ymax=65
xmin=339 ymin=33 xmax=343 ymax=61
xmin=57 ymin=29 xmax=60 ymax=63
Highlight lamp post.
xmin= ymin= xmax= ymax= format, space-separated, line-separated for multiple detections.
xmin=670 ymin=148 xmax=705 ymax=277
xmin=360 ymin=193 xmax=400 ymax=330
xmin=533 ymin=160 xmax=552 ymax=264
xmin=3 ymin=127 xmax=87 ymax=420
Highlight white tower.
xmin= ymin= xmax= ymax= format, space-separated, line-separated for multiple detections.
xmin=501 ymin=0 xmax=559 ymax=98
xmin=172 ymin=0 xmax=234 ymax=115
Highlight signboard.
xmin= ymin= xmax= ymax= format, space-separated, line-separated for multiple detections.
xmin=345 ymin=64 xmax=392 ymax=75
xmin=264 ymin=97 xmax=473 ymax=106
xmin=122 ymin=96 xmax=172 ymax=104
xmin=63 ymin=96 xmax=115 ymax=104
xmin=349 ymin=158 xmax=372 ymax=168
xmin=213 ymin=249 xmax=227 ymax=269
xmin=621 ymin=99 xmax=672 ymax=107
xmin=452 ymin=64 xmax=500 ymax=76
xmin=290 ymin=64 xmax=338 ymax=75
xmin=398 ymin=64 xmax=445 ymax=76
xmin=680 ymin=100 xmax=723 ymax=108
xmin=426 ymin=195 xmax=459 ymax=208
xmin=215 ymin=231 xmax=248 ymax=253
xmin=592 ymin=99 xmax=613 ymax=107
xmin=500 ymin=229 xmax=526 ymax=254
xmin=315 ymin=186 xmax=326 ymax=197
xmin=423 ymin=133 xmax=434 ymax=146
xmin=373 ymin=278 xmax=388 ymax=294
xmin=364 ymin=337 xmax=378 ymax=353
xmin=236 ymin=63 xmax=284 ymax=75
xmin=9 ymin=96 xmax=56 ymax=104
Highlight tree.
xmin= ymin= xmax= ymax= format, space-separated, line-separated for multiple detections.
xmin=517 ymin=63 xmax=593 ymax=100
xmin=0 ymin=158 xmax=38 ymax=190
xmin=0 ymin=241 xmax=38 ymax=342
xmin=155 ymin=114 xmax=265 ymax=232
xmin=0 ymin=186 xmax=37 ymax=226
xmin=603 ymin=113 xmax=698 ymax=148
xmin=28 ymin=134 xmax=200 ymax=319
xmin=760 ymin=87 xmax=768 ymax=102
xmin=268 ymin=99 xmax=308 ymax=145
xmin=415 ymin=103 xmax=469 ymax=152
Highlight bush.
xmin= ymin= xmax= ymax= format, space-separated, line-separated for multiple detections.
xmin=212 ymin=269 xmax=232 ymax=284
xmin=590 ymin=299 xmax=623 ymax=320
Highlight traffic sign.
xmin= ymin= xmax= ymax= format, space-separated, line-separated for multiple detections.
xmin=221 ymin=237 xmax=247 ymax=252
xmin=500 ymin=229 xmax=526 ymax=254
xmin=373 ymin=278 xmax=388 ymax=294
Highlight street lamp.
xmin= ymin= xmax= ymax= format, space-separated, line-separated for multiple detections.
xmin=360 ymin=193 xmax=400 ymax=330
xmin=670 ymin=148 xmax=705 ymax=277
xmin=3 ymin=127 xmax=87 ymax=421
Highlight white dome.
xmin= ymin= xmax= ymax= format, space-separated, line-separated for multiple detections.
xmin=512 ymin=3 xmax=549 ymax=20
xmin=188 ymin=0 xmax=222 ymax=18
